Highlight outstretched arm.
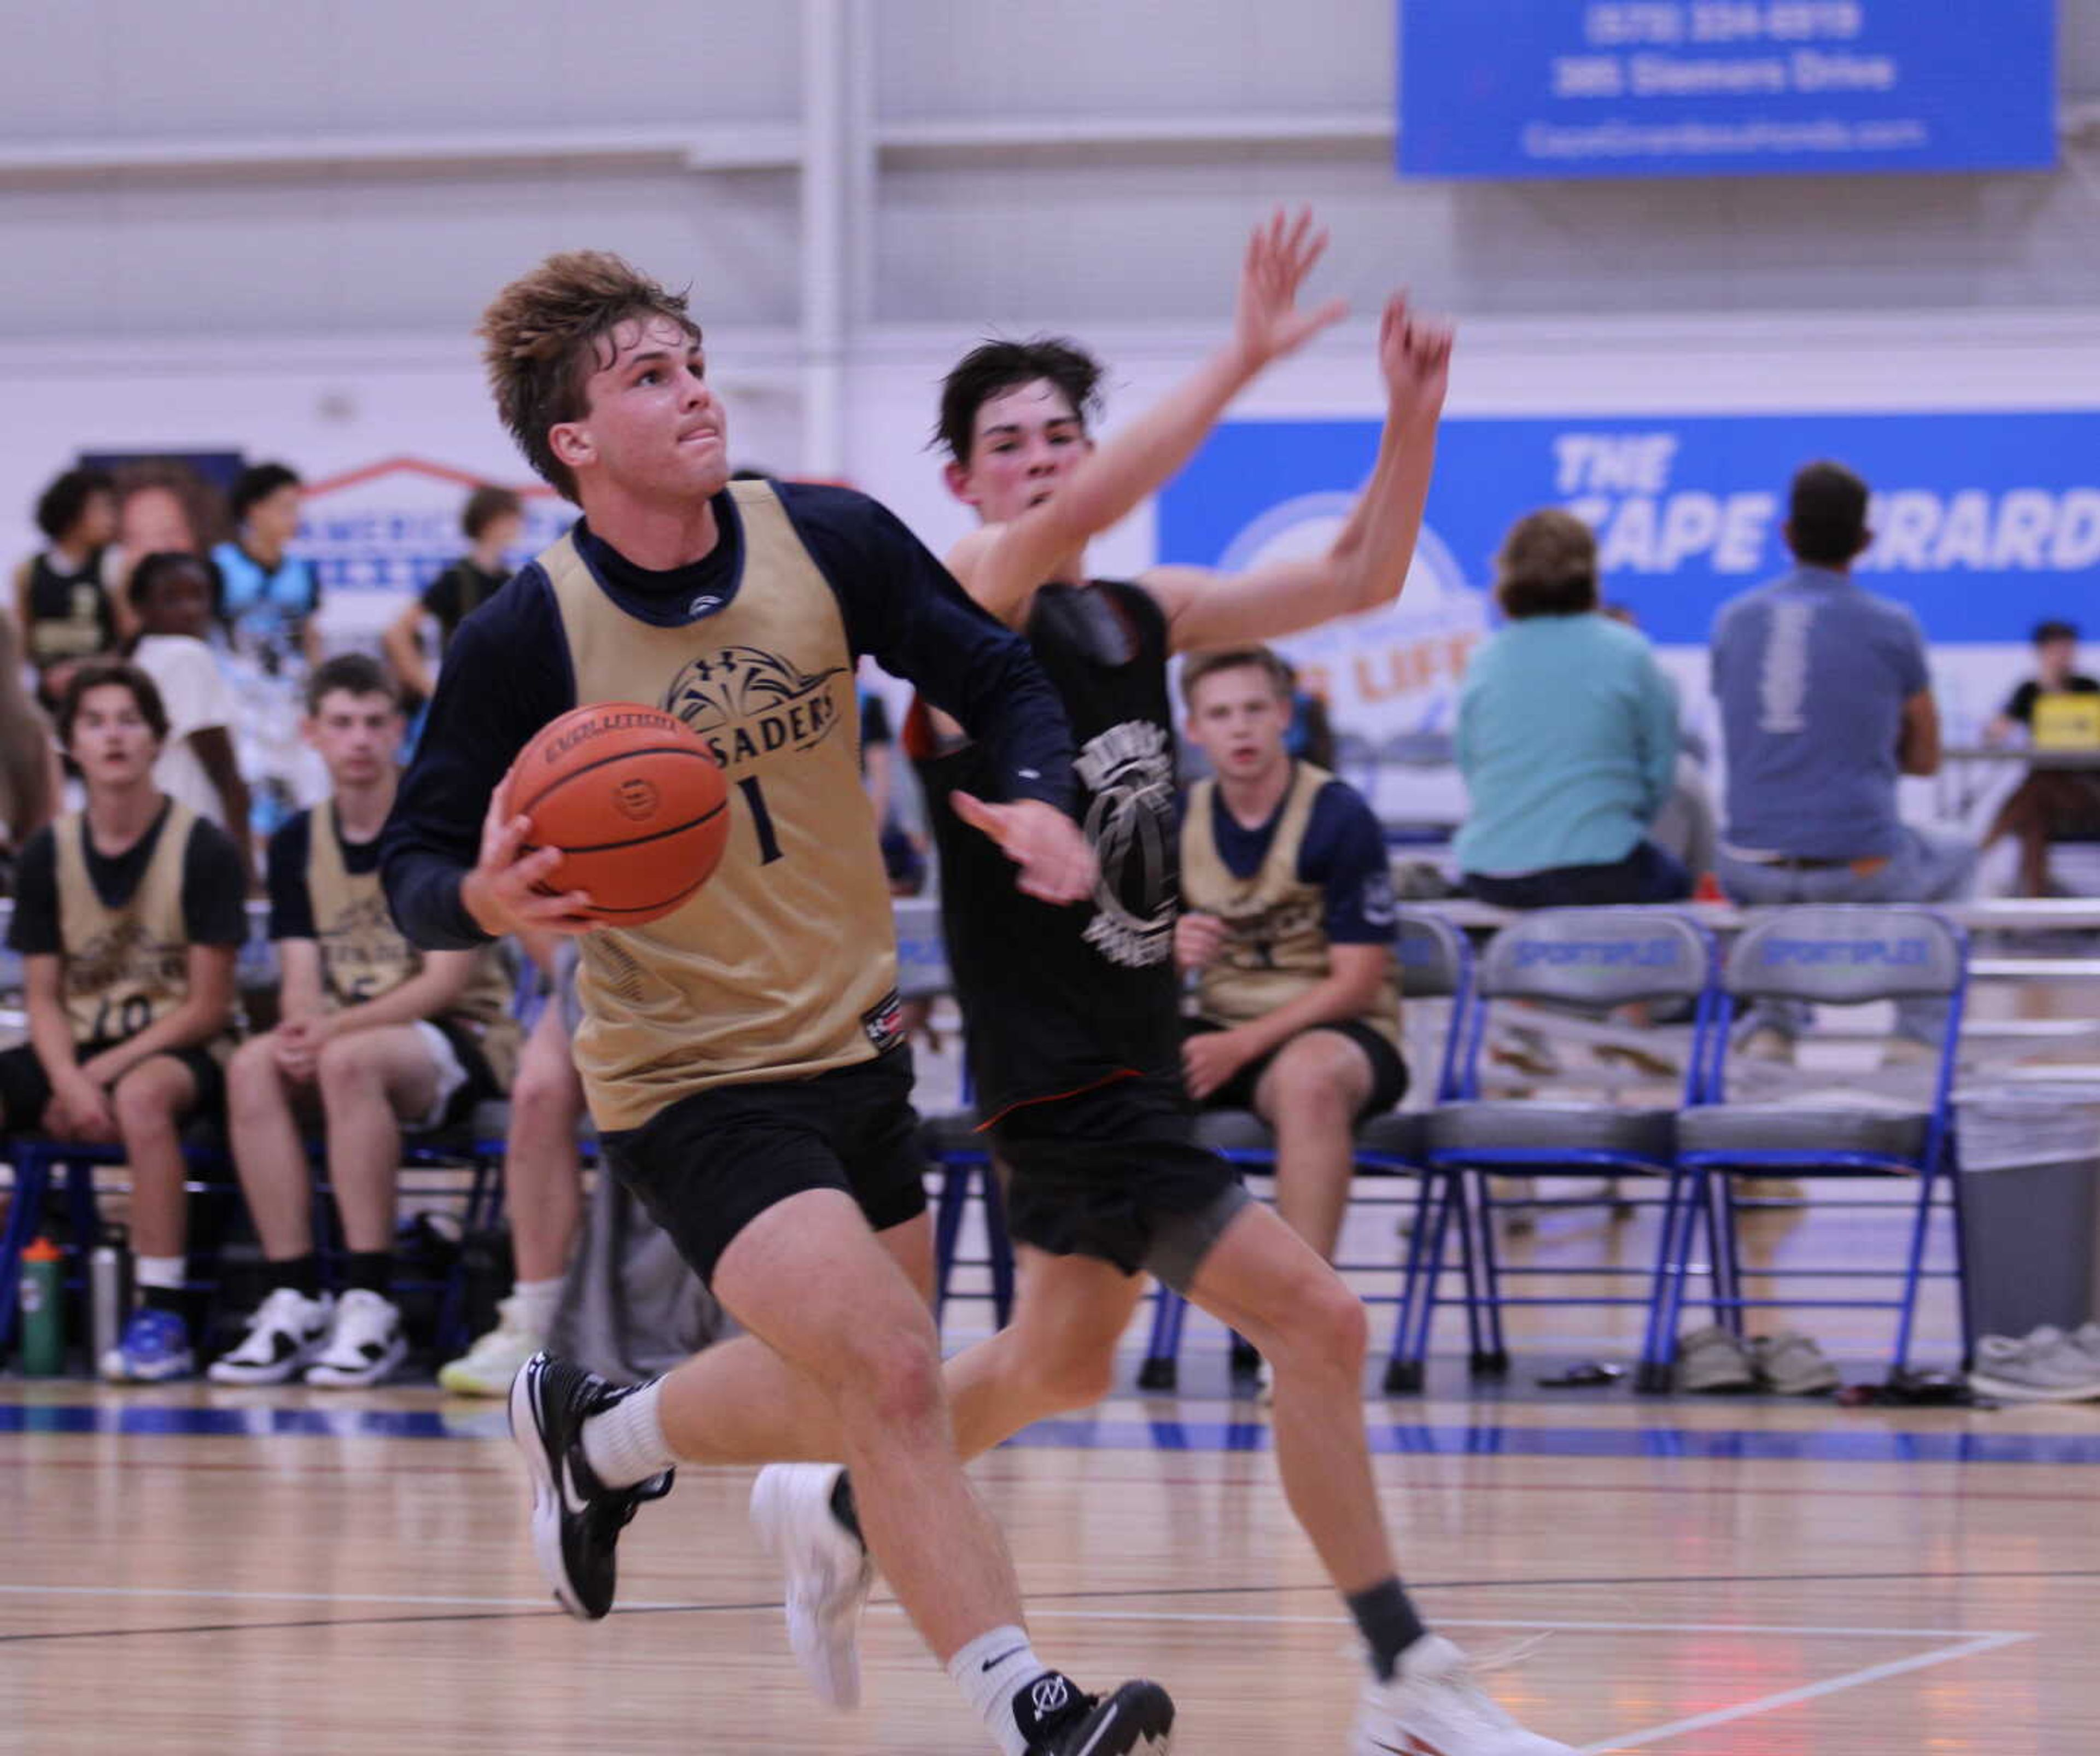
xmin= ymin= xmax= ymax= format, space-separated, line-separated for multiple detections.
xmin=1146 ymin=294 xmax=1454 ymax=654
xmin=953 ymin=208 xmax=1346 ymax=627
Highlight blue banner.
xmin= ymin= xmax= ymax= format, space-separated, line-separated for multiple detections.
xmin=1399 ymin=0 xmax=2056 ymax=180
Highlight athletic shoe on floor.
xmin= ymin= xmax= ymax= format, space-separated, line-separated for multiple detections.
xmin=1351 ymin=1634 xmax=1572 ymax=1755
xmin=751 ymin=1463 xmax=875 ymax=1710
xmin=208 ymin=1288 xmax=335 ymax=1385
xmin=1967 ymin=1332 xmax=2100 ymax=1403
xmin=438 ymin=1296 xmax=543 ymax=1398
xmin=1752 ymin=1330 xmax=1841 ymax=1396
xmin=509 ymin=1351 xmax=673 ymax=1619
xmin=303 ymin=1288 xmax=408 ymax=1389
xmin=100 ymin=1307 xmax=195 ymax=1382
xmin=1019 ymin=1676 xmax=1175 ymax=1755
xmin=1677 ymin=1323 xmax=1757 ymax=1393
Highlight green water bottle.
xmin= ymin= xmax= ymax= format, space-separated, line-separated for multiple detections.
xmin=18 ymin=1237 xmax=66 ymax=1376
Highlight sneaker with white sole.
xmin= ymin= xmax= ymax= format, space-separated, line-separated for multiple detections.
xmin=438 ymin=1296 xmax=544 ymax=1398
xmin=1019 ymin=1675 xmax=1175 ymax=1755
xmin=303 ymin=1288 xmax=408 ymax=1389
xmin=508 ymin=1351 xmax=673 ymax=1620
xmin=209 ymin=1288 xmax=335 ymax=1386
xmin=1351 ymin=1634 xmax=1573 ymax=1755
xmin=751 ymin=1463 xmax=876 ymax=1710
xmin=1967 ymin=1332 xmax=2100 ymax=1403
xmin=100 ymin=1307 xmax=195 ymax=1383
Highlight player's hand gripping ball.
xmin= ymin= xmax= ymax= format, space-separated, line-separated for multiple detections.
xmin=502 ymin=703 xmax=730 ymax=925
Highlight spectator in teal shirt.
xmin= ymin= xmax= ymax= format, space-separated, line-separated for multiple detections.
xmin=1454 ymin=509 xmax=1686 ymax=908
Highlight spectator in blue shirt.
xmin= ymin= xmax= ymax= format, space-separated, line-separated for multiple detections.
xmin=1711 ymin=460 xmax=1973 ymax=1054
xmin=1454 ymin=509 xmax=1686 ymax=908
xmin=213 ymin=463 xmax=321 ymax=670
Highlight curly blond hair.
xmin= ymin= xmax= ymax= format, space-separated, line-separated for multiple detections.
xmin=476 ymin=251 xmax=700 ymax=501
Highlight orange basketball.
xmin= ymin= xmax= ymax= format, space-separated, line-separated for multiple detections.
xmin=503 ymin=702 xmax=730 ymax=925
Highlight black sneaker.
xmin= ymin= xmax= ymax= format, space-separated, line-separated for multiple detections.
xmin=1017 ymin=1674 xmax=1176 ymax=1755
xmin=507 ymin=1351 xmax=673 ymax=1620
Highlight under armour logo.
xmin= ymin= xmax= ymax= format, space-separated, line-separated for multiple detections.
xmin=686 ymin=593 xmax=722 ymax=617
xmin=1374 ymin=1736 xmax=1450 ymax=1756
xmin=1029 ymin=1676 xmax=1071 ymax=1716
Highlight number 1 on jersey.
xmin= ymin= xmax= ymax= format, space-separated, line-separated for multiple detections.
xmin=737 ymin=775 xmax=784 ymax=864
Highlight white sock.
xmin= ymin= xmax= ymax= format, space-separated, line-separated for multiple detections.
xmin=579 ymin=1379 xmax=679 ymax=1489
xmin=947 ymin=1625 xmax=1053 ymax=1756
xmin=511 ymin=1276 xmax=563 ymax=1340
xmin=135 ymin=1255 xmax=185 ymax=1292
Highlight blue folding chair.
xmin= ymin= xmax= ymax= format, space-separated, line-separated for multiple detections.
xmin=1669 ymin=904 xmax=1971 ymax=1384
xmin=1136 ymin=909 xmax=1476 ymax=1394
xmin=1410 ymin=907 xmax=1720 ymax=1393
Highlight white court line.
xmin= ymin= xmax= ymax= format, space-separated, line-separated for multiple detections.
xmin=1578 ymin=1631 xmax=2033 ymax=1754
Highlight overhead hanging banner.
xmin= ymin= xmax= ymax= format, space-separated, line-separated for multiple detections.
xmin=1158 ymin=410 xmax=2100 ymax=739
xmin=1398 ymin=0 xmax=2057 ymax=181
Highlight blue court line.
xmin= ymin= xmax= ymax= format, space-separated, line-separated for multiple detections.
xmin=4 ymin=1401 xmax=2100 ymax=1465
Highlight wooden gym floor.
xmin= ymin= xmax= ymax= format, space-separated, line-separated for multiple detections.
xmin=3 ymin=1314 xmax=2096 ymax=1755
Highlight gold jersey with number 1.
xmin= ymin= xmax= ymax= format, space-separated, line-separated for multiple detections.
xmin=544 ymin=478 xmax=898 ymax=1131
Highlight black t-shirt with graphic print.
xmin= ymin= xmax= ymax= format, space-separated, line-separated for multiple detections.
xmin=918 ymin=579 xmax=1182 ymax=1121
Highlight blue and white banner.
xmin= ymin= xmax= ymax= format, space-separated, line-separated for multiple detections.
xmin=1398 ymin=0 xmax=2057 ymax=180
xmin=1158 ymin=411 xmax=2100 ymax=740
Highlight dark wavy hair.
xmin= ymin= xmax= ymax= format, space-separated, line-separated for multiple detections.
xmin=937 ymin=336 xmax=1104 ymax=464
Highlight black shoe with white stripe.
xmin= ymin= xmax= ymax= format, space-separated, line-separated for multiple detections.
xmin=1017 ymin=1674 xmax=1175 ymax=1755
xmin=508 ymin=1351 xmax=674 ymax=1620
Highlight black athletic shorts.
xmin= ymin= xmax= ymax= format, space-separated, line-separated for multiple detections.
xmin=0 ymin=1037 xmax=226 ymax=1136
xmin=1181 ymin=1018 xmax=1409 ymax=1121
xmin=993 ymin=1072 xmax=1245 ymax=1280
xmin=598 ymin=1046 xmax=930 ymax=1288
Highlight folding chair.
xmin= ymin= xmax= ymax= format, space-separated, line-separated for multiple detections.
xmin=1135 ymin=910 xmax=1475 ymax=1393
xmin=1409 ymin=907 xmax=1719 ymax=1393
xmin=1669 ymin=904 xmax=1970 ymax=1384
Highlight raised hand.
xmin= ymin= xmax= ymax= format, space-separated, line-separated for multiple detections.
xmin=1234 ymin=207 xmax=1349 ymax=372
xmin=1378 ymin=293 xmax=1455 ymax=422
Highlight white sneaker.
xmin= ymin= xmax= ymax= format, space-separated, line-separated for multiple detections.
xmin=1352 ymin=1635 xmax=1574 ymax=1755
xmin=438 ymin=1296 xmax=544 ymax=1398
xmin=303 ymin=1288 xmax=408 ymax=1389
xmin=751 ymin=1463 xmax=874 ymax=1710
xmin=1967 ymin=1332 xmax=2100 ymax=1403
xmin=209 ymin=1288 xmax=335 ymax=1385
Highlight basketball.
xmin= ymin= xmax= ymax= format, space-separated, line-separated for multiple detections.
xmin=503 ymin=702 xmax=730 ymax=924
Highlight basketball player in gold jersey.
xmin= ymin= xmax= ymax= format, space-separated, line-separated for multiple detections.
xmin=212 ymin=655 xmax=517 ymax=1390
xmin=1176 ymin=645 xmax=1408 ymax=1271
xmin=726 ymin=216 xmax=1570 ymax=1754
xmin=1 ymin=661 xmax=247 ymax=1381
xmin=380 ymin=252 xmax=1174 ymax=1756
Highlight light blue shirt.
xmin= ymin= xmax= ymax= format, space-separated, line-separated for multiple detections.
xmin=1711 ymin=565 xmax=1928 ymax=860
xmin=1454 ymin=614 xmax=1679 ymax=877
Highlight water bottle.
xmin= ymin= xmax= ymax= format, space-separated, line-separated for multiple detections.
xmin=18 ymin=1237 xmax=66 ymax=1376
xmin=90 ymin=1230 xmax=133 ymax=1370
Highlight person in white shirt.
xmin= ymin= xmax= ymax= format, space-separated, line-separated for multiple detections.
xmin=126 ymin=552 xmax=252 ymax=882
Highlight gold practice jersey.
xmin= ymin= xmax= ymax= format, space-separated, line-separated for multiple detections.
xmin=1180 ymin=762 xmax=1402 ymax=1049
xmin=546 ymin=482 xmax=903 ymax=1129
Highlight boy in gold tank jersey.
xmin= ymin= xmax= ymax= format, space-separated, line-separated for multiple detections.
xmin=1176 ymin=646 xmax=1407 ymax=1268
xmin=211 ymin=657 xmax=518 ymax=1390
xmin=2 ymin=662 xmax=246 ymax=1382
xmin=378 ymin=253 xmax=1178 ymax=1756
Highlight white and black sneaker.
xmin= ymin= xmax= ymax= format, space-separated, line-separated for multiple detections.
xmin=302 ymin=1288 xmax=409 ymax=1389
xmin=1351 ymin=1635 xmax=1573 ymax=1754
xmin=208 ymin=1288 xmax=335 ymax=1385
xmin=1017 ymin=1675 xmax=1175 ymax=1755
xmin=751 ymin=1463 xmax=875 ymax=1708
xmin=508 ymin=1351 xmax=674 ymax=1620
